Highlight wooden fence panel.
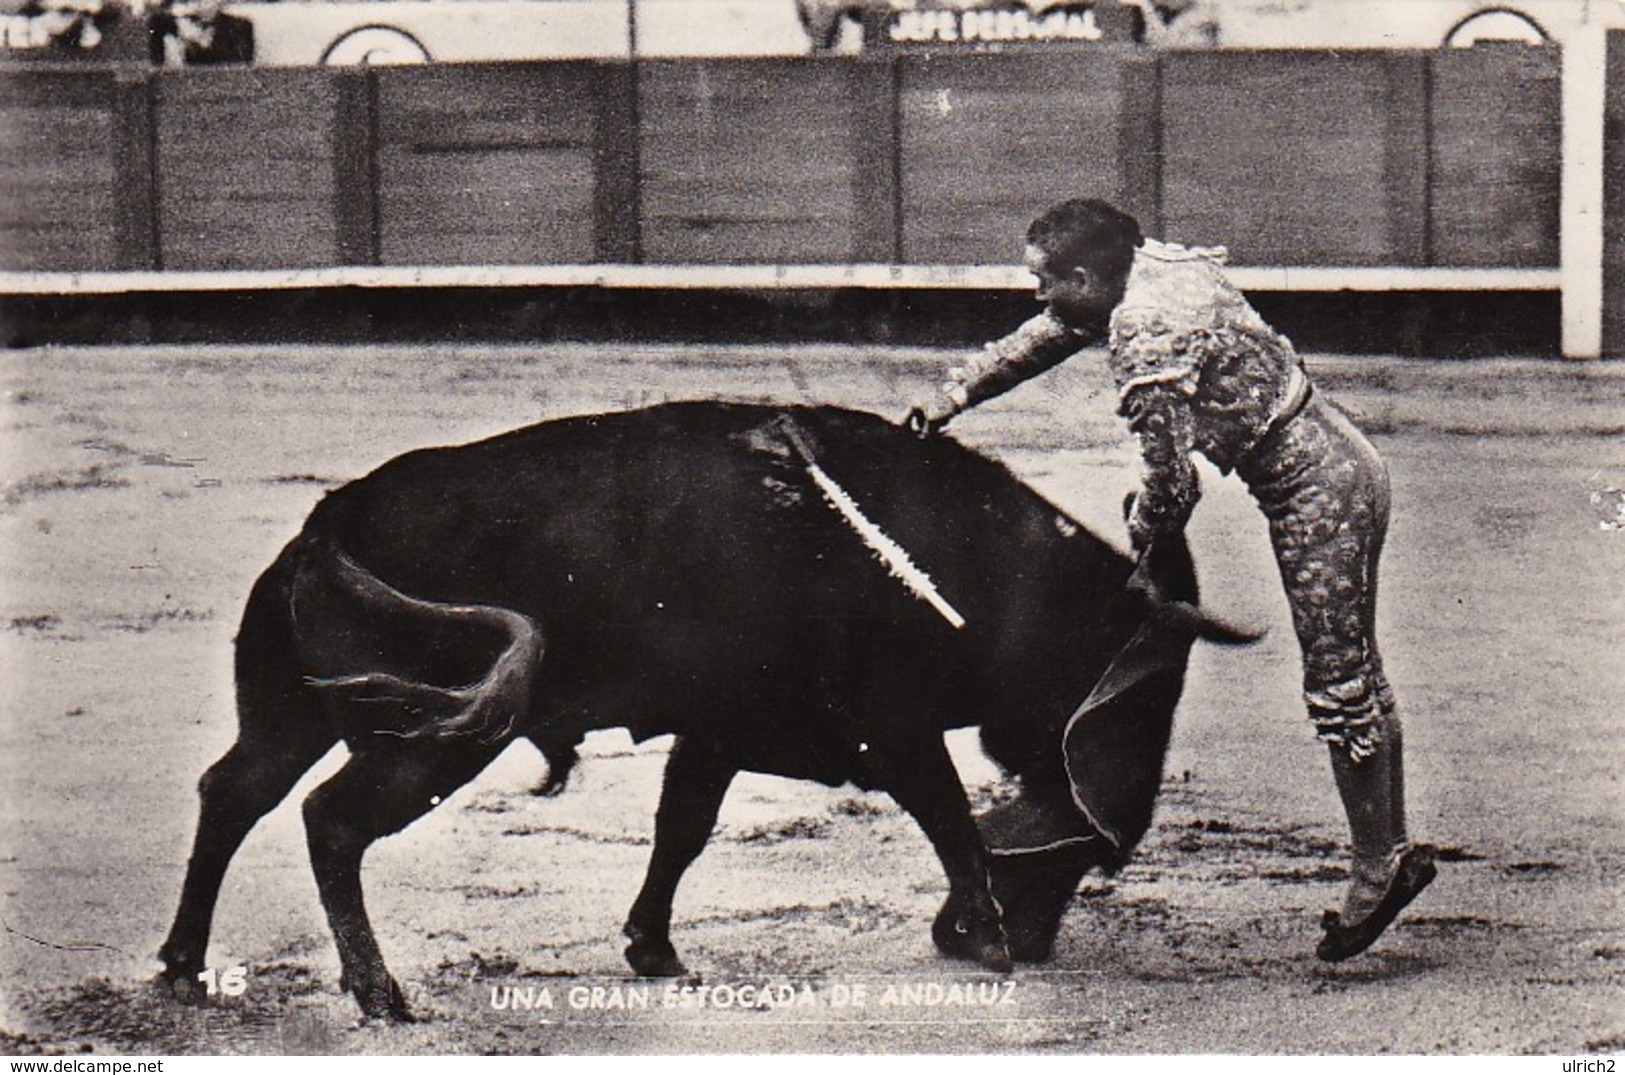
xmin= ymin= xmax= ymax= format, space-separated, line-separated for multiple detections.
xmin=0 ymin=47 xmax=1600 ymax=287
xmin=0 ymin=68 xmax=119 ymax=271
xmin=1604 ymin=32 xmax=1625 ymax=356
xmin=1158 ymin=51 xmax=1423 ymax=266
xmin=374 ymin=62 xmax=606 ymax=267
xmin=1430 ymin=46 xmax=1561 ymax=268
xmin=156 ymin=68 xmax=341 ymax=270
xmin=638 ymin=58 xmax=879 ymax=264
xmin=897 ymin=50 xmax=1135 ymax=265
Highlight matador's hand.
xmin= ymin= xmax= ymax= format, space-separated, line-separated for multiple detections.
xmin=1123 ymin=491 xmax=1158 ymax=554
xmin=903 ymin=391 xmax=959 ymax=438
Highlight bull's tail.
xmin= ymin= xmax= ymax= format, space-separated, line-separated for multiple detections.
xmin=292 ymin=537 xmax=546 ymax=744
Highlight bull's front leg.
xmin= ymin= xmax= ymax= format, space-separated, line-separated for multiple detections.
xmin=624 ymin=736 xmax=737 ymax=977
xmin=863 ymin=736 xmax=1012 ymax=974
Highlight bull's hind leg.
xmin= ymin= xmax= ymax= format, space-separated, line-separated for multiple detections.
xmin=623 ymin=736 xmax=736 ymax=977
xmin=863 ymin=737 xmax=1012 ymax=974
xmin=160 ymin=564 xmax=338 ymax=997
xmin=302 ymin=739 xmax=502 ymax=1021
xmin=159 ymin=726 xmax=337 ymax=996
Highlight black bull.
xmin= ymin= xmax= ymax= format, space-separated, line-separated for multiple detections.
xmin=158 ymin=402 xmax=1256 ymax=1020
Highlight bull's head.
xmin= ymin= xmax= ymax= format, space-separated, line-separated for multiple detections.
xmin=973 ymin=532 xmax=1261 ymax=962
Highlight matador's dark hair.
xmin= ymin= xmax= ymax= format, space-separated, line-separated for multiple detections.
xmin=1026 ymin=199 xmax=1144 ymax=281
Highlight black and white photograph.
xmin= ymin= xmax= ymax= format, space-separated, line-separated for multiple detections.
xmin=1 ymin=0 xmax=1622 ymax=1059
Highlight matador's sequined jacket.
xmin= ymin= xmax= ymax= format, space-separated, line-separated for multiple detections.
xmin=941 ymin=238 xmax=1311 ymax=550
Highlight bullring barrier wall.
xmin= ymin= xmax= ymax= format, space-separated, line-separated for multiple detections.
xmin=1608 ymin=30 xmax=1625 ymax=355
xmin=1 ymin=40 xmax=1618 ymax=354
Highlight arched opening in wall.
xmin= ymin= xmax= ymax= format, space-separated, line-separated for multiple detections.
xmin=321 ymin=25 xmax=431 ymax=65
xmin=1444 ymin=7 xmax=1550 ymax=47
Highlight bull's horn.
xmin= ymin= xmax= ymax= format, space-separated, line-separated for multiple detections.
xmin=1150 ymin=599 xmax=1265 ymax=646
xmin=1125 ymin=544 xmax=1262 ymax=646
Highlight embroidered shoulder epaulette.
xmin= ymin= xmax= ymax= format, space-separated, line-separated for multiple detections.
xmin=1138 ymin=239 xmax=1230 ymax=265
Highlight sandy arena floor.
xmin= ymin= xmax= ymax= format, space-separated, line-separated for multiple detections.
xmin=0 ymin=343 xmax=1621 ymax=1055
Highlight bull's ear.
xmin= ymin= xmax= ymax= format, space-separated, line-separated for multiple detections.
xmin=1121 ymin=491 xmax=1137 ymax=521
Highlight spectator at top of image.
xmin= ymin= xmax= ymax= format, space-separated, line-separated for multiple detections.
xmin=147 ymin=0 xmax=254 ymax=65
xmin=0 ymin=0 xmax=251 ymax=63
xmin=1134 ymin=0 xmax=1221 ymax=46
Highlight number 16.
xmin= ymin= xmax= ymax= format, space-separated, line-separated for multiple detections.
xmin=197 ymin=965 xmax=248 ymax=997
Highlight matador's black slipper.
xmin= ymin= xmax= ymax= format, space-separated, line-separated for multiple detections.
xmin=1315 ymin=843 xmax=1438 ymax=963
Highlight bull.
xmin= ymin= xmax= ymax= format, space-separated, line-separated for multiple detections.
xmin=157 ymin=401 xmax=1255 ymax=1021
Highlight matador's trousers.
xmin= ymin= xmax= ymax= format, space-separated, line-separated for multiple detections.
xmin=1235 ymin=393 xmax=1395 ymax=761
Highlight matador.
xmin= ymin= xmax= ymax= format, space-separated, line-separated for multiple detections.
xmin=909 ymin=198 xmax=1436 ymax=961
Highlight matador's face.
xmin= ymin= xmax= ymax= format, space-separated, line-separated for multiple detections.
xmin=1023 ymin=243 xmax=1123 ymax=334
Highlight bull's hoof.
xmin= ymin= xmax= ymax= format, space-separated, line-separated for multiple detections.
xmin=155 ymin=943 xmax=211 ymax=1005
xmin=988 ymin=869 xmax=1070 ymax=965
xmin=352 ymin=976 xmax=416 ymax=1023
xmin=931 ymin=906 xmax=1012 ymax=974
xmin=623 ymin=926 xmax=688 ymax=978
xmin=154 ymin=966 xmax=208 ymax=1006
xmin=1006 ymin=925 xmax=1060 ymax=965
xmin=978 ymin=946 xmax=1014 ymax=974
xmin=625 ymin=943 xmax=687 ymax=979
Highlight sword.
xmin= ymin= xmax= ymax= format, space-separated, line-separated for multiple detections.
xmin=776 ymin=416 xmax=967 ymax=630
